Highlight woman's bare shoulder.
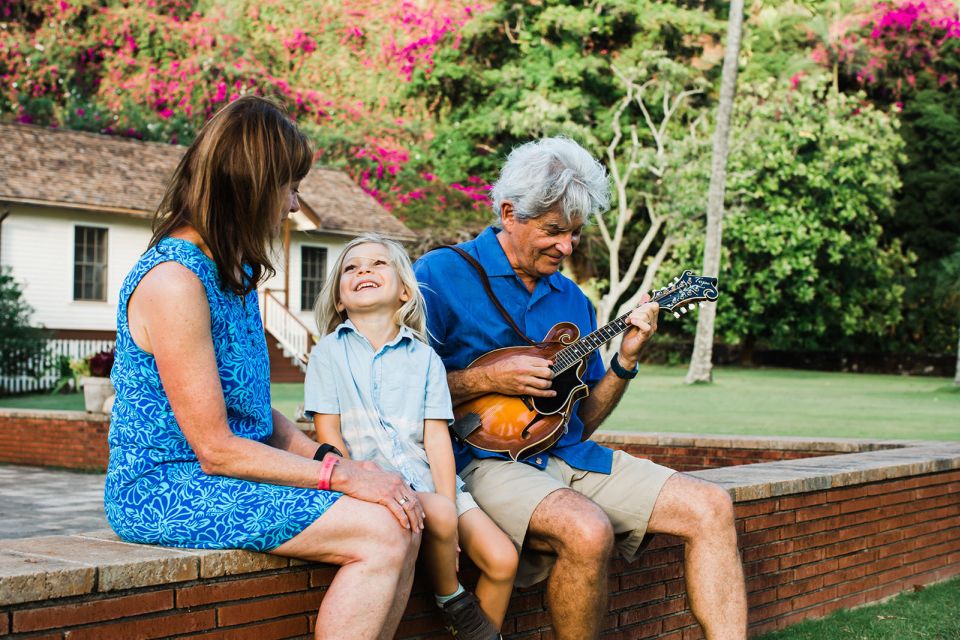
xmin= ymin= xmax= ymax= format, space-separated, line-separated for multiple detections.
xmin=136 ymin=260 xmax=206 ymax=300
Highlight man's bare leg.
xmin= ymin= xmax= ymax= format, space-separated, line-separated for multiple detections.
xmin=271 ymin=496 xmax=421 ymax=639
xmin=525 ymin=488 xmax=615 ymax=640
xmin=647 ymin=473 xmax=747 ymax=640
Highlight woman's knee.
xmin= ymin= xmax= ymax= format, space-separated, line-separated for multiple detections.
xmin=348 ymin=504 xmax=419 ymax=565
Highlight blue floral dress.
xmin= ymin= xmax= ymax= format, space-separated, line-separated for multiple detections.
xmin=104 ymin=237 xmax=340 ymax=551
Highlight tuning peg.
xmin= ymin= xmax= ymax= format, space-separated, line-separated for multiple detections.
xmin=673 ymin=311 xmax=681 ymax=319
xmin=688 ymin=303 xmax=696 ymax=311
xmin=680 ymin=307 xmax=688 ymax=314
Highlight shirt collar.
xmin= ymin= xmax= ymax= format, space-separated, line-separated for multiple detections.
xmin=336 ymin=319 xmax=414 ymax=348
xmin=474 ymin=225 xmax=563 ymax=291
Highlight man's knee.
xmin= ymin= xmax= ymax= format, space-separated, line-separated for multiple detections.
xmin=535 ymin=490 xmax=614 ymax=560
xmin=690 ymin=482 xmax=736 ymax=536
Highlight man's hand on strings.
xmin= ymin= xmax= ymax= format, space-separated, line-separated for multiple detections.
xmin=619 ymin=295 xmax=659 ymax=368
xmin=486 ymin=354 xmax=556 ymax=398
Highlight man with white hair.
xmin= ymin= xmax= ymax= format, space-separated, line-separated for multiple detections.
xmin=414 ymin=137 xmax=746 ymax=639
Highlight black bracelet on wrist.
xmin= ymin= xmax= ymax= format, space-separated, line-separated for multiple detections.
xmin=313 ymin=443 xmax=343 ymax=461
xmin=610 ymin=353 xmax=639 ymax=379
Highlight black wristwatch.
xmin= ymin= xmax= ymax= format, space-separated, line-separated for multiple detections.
xmin=313 ymin=443 xmax=343 ymax=461
xmin=610 ymin=353 xmax=639 ymax=379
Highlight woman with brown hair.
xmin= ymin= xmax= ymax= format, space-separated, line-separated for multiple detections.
xmin=104 ymin=96 xmax=423 ymax=639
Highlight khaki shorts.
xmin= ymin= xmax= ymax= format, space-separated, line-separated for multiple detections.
xmin=460 ymin=450 xmax=676 ymax=587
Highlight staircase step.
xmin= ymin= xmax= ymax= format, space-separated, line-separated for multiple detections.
xmin=265 ymin=333 xmax=305 ymax=383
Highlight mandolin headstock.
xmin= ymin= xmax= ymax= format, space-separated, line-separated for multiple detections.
xmin=650 ymin=270 xmax=719 ymax=319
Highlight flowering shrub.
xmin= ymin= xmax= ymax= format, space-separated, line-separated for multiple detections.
xmin=87 ymin=349 xmax=115 ymax=377
xmin=808 ymin=0 xmax=960 ymax=100
xmin=0 ymin=0 xmax=487 ymax=223
xmin=858 ymin=0 xmax=960 ymax=98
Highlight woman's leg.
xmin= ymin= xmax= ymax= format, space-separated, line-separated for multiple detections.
xmin=271 ymin=496 xmax=421 ymax=640
xmin=416 ymin=491 xmax=460 ymax=597
xmin=458 ymin=507 xmax=519 ymax=629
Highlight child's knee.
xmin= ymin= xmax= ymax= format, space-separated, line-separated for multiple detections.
xmin=482 ymin=534 xmax=519 ymax=583
xmin=423 ymin=494 xmax=459 ymax=541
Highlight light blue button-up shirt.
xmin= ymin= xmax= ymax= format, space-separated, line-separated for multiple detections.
xmin=304 ymin=321 xmax=472 ymax=507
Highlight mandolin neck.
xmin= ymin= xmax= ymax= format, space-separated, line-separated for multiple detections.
xmin=547 ymin=271 xmax=717 ymax=375
xmin=549 ymin=307 xmax=643 ymax=375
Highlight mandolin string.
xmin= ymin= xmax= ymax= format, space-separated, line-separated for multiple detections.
xmin=550 ymin=285 xmax=678 ymax=375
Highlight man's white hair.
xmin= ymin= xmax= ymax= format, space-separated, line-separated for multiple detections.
xmin=490 ymin=137 xmax=611 ymax=224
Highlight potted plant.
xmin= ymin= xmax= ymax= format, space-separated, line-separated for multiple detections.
xmin=78 ymin=349 xmax=115 ymax=413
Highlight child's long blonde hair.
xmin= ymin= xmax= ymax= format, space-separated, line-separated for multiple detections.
xmin=314 ymin=234 xmax=428 ymax=343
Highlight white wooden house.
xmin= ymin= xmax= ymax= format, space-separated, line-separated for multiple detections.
xmin=0 ymin=123 xmax=416 ymax=382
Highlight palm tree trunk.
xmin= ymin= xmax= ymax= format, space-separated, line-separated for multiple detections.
xmin=954 ymin=321 xmax=960 ymax=386
xmin=686 ymin=0 xmax=745 ymax=384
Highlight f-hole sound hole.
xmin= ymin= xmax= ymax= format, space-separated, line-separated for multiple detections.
xmin=520 ymin=414 xmax=546 ymax=440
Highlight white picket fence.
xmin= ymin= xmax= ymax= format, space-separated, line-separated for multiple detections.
xmin=0 ymin=338 xmax=115 ymax=395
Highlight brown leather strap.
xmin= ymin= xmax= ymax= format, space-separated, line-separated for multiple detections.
xmin=434 ymin=245 xmax=536 ymax=346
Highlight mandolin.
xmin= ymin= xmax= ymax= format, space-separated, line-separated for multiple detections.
xmin=451 ymin=270 xmax=720 ymax=461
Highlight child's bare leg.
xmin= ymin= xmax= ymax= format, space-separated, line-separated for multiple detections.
xmin=417 ymin=491 xmax=460 ymax=597
xmin=459 ymin=507 xmax=519 ymax=629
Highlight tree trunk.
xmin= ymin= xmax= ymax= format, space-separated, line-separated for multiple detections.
xmin=685 ymin=0 xmax=745 ymax=384
xmin=954 ymin=321 xmax=960 ymax=386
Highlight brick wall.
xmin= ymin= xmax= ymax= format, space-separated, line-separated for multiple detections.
xmin=0 ymin=411 xmax=108 ymax=471
xmin=0 ymin=411 xmax=871 ymax=474
xmin=604 ymin=442 xmax=823 ymax=472
xmin=1 ymin=466 xmax=957 ymax=639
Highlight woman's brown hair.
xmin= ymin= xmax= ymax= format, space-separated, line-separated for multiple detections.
xmin=150 ymin=96 xmax=312 ymax=296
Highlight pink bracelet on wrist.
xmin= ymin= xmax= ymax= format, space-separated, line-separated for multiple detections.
xmin=316 ymin=454 xmax=339 ymax=491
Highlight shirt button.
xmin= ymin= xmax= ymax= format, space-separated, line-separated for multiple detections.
xmin=535 ymin=457 xmax=542 ymax=465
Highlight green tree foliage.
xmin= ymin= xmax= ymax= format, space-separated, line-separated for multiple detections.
xmin=0 ymin=267 xmax=48 ymax=378
xmin=671 ymin=81 xmax=913 ymax=354
xmin=815 ymin=0 xmax=960 ymax=354
xmin=413 ymin=0 xmax=723 ymax=183
xmin=890 ymin=89 xmax=960 ymax=352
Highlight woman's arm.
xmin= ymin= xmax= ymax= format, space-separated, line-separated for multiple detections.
xmin=128 ymin=263 xmax=423 ymax=530
xmin=129 ymin=262 xmax=319 ymax=484
xmin=312 ymin=413 xmax=351 ymax=460
xmin=423 ymin=419 xmax=457 ymax=503
xmin=267 ymin=409 xmax=327 ymax=459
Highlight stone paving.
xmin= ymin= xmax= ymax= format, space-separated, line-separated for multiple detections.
xmin=0 ymin=464 xmax=107 ymax=539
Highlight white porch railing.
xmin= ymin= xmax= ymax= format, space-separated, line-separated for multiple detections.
xmin=0 ymin=338 xmax=115 ymax=395
xmin=261 ymin=289 xmax=314 ymax=372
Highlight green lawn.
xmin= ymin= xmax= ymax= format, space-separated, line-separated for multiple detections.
xmin=605 ymin=365 xmax=960 ymax=441
xmin=5 ymin=366 xmax=957 ymax=441
xmin=755 ymin=575 xmax=960 ymax=640
xmin=0 ymin=390 xmax=85 ymax=411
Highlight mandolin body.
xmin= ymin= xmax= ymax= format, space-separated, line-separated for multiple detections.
xmin=451 ymin=270 xmax=719 ymax=462
xmin=453 ymin=322 xmax=589 ymax=461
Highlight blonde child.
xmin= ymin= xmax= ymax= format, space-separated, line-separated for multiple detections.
xmin=304 ymin=234 xmax=518 ymax=640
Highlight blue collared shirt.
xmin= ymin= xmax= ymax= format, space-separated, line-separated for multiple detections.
xmin=414 ymin=226 xmax=613 ymax=474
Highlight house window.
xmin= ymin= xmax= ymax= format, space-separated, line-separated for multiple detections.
xmin=301 ymin=245 xmax=328 ymax=311
xmin=74 ymin=226 xmax=108 ymax=301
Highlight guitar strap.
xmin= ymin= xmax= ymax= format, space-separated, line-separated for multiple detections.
xmin=431 ymin=245 xmax=535 ymax=443
xmin=435 ymin=246 xmax=536 ymax=347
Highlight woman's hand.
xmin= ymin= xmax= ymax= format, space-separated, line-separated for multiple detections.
xmin=331 ymin=458 xmax=425 ymax=533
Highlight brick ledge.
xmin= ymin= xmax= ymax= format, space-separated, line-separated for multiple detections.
xmin=1 ymin=437 xmax=958 ymax=605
